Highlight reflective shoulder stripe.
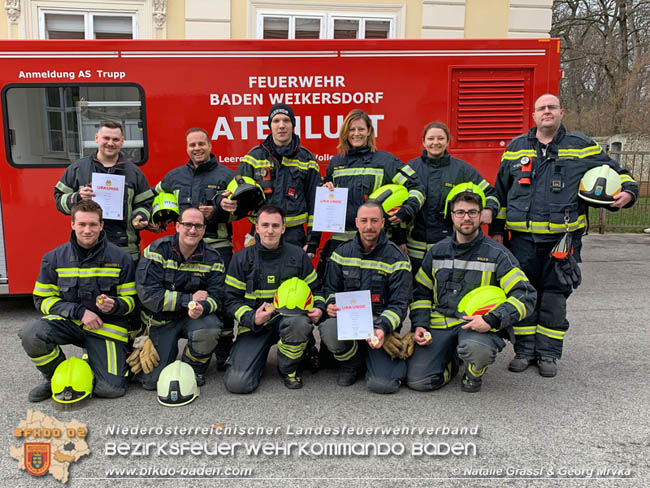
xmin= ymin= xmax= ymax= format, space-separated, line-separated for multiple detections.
xmin=501 ymin=149 xmax=536 ymax=161
xmin=415 ymin=268 xmax=433 ymax=289
xmin=225 ymin=274 xmax=247 ymax=290
xmin=332 ymin=167 xmax=384 ymax=178
xmin=330 ymin=253 xmax=410 ymax=274
xmin=285 ymin=212 xmax=308 ymax=227
xmin=33 ymin=281 xmax=60 ymax=297
xmin=431 ymin=259 xmax=496 ymax=273
xmin=242 ymin=155 xmax=270 ymax=168
xmin=478 ymin=179 xmax=489 ymax=190
xmin=558 ymin=144 xmax=602 ymax=158
xmin=154 ymin=181 xmax=164 ymax=194
xmin=282 ymin=158 xmax=319 ymax=172
xmin=211 ymin=262 xmax=226 ymax=273
xmin=500 ymin=268 xmax=528 ymax=294
xmin=56 ymin=267 xmax=121 ymax=278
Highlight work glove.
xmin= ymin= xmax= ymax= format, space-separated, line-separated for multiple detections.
xmin=138 ymin=336 xmax=160 ymax=374
xmin=126 ymin=346 xmax=143 ymax=374
xmin=399 ymin=332 xmax=415 ymax=360
xmin=555 ymin=253 xmax=582 ymax=289
xmin=382 ymin=333 xmax=403 ymax=359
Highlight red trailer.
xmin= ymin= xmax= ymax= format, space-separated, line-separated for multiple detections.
xmin=0 ymin=38 xmax=561 ymax=294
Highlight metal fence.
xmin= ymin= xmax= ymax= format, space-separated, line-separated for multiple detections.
xmin=588 ymin=151 xmax=650 ymax=233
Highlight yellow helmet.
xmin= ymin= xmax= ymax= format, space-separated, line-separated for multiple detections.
xmin=444 ymin=182 xmax=486 ymax=217
xmin=579 ymin=164 xmax=621 ymax=206
xmin=369 ymin=184 xmax=409 ymax=215
xmin=51 ymin=357 xmax=93 ymax=404
xmin=457 ymin=285 xmax=507 ymax=316
xmin=226 ymin=176 xmax=266 ymax=215
xmin=151 ymin=192 xmax=180 ymax=226
xmin=273 ymin=277 xmax=314 ymax=315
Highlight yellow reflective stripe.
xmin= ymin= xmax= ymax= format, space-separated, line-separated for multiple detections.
xmin=500 ymin=268 xmax=528 ymax=294
xmin=242 ymin=154 xmax=270 ymax=168
xmin=331 ymin=253 xmax=411 ymax=274
xmin=392 ymin=173 xmax=407 ymax=185
xmin=512 ymin=325 xmax=536 ymax=335
xmin=140 ymin=310 xmax=168 ymax=326
xmin=332 ymin=230 xmax=356 ymax=241
xmin=334 ymin=340 xmax=358 ymax=362
xmin=501 ymin=149 xmax=536 ymax=160
xmin=118 ymin=295 xmax=136 ymax=314
xmin=303 ymin=270 xmax=318 ymax=285
xmin=478 ymin=179 xmax=489 ymax=190
xmin=206 ymin=297 xmax=218 ymax=314
xmin=134 ymin=188 xmax=154 ymax=204
xmin=429 ymin=313 xmax=464 ymax=328
xmin=285 ymin=212 xmax=308 ymax=227
xmin=401 ymin=165 xmax=415 ymax=177
xmin=185 ymin=345 xmax=210 ymax=363
xmin=468 ymin=363 xmax=488 ymax=377
xmin=33 ymin=282 xmax=60 ymax=297
xmin=163 ymin=290 xmax=178 ymax=312
xmin=55 ymin=180 xmax=73 ymax=193
xmin=619 ymin=174 xmax=635 ymax=184
xmin=506 ymin=214 xmax=586 ymax=234
xmin=506 ymin=297 xmax=526 ymax=321
xmin=116 ymin=282 xmax=137 ymax=295
xmin=408 ymin=189 xmax=425 ymax=207
xmin=277 ymin=340 xmax=307 ymax=359
xmin=154 ymin=181 xmax=165 ymax=194
xmin=105 ymin=340 xmax=117 ymax=375
xmin=313 ymin=294 xmax=325 ymax=304
xmin=558 ymin=145 xmax=602 ymax=158
xmin=480 ymin=270 xmax=491 ymax=287
xmin=497 ymin=208 xmax=506 ymax=219
xmin=415 ymin=268 xmax=433 ymax=290
xmin=78 ymin=322 xmax=129 ymax=342
xmin=143 ymin=247 xmax=163 ymax=264
xmin=282 ymin=158 xmax=319 ymax=172
xmin=235 ymin=305 xmax=253 ymax=322
xmin=410 ymin=300 xmax=432 ymax=311
xmin=332 ymin=167 xmax=383 ymax=178
xmin=245 ymin=289 xmax=276 ymax=300
xmin=536 ymin=324 xmax=566 ymax=340
xmin=431 ymin=259 xmax=497 ymax=273
xmin=486 ymin=195 xmax=499 ymax=206
xmin=41 ymin=296 xmax=62 ymax=314
xmin=30 ymin=345 xmax=62 ymax=367
xmin=380 ymin=309 xmax=401 ymax=330
xmin=225 ymin=274 xmax=246 ymax=290
xmin=238 ymin=326 xmax=251 ymax=334
xmin=56 ymin=267 xmax=121 ymax=278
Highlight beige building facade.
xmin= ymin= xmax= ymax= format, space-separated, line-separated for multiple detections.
xmin=1 ymin=0 xmax=552 ymax=40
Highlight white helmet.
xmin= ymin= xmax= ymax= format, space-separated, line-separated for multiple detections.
xmin=579 ymin=165 xmax=621 ymax=206
xmin=157 ymin=360 xmax=199 ymax=407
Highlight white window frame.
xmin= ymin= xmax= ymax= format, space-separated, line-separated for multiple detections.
xmin=250 ymin=1 xmax=404 ymax=39
xmin=258 ymin=13 xmax=326 ymax=40
xmin=38 ymin=8 xmax=138 ymax=39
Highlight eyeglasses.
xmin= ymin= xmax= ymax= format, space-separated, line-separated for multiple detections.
xmin=451 ymin=209 xmax=480 ymax=218
xmin=179 ymin=222 xmax=206 ymax=230
xmin=535 ymin=104 xmax=561 ymax=112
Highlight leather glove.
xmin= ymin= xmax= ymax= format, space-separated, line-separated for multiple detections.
xmin=139 ymin=337 xmax=160 ymax=374
xmin=382 ymin=333 xmax=403 ymax=359
xmin=399 ymin=332 xmax=415 ymax=359
xmin=555 ymin=253 xmax=581 ymax=289
xmin=126 ymin=347 xmax=143 ymax=374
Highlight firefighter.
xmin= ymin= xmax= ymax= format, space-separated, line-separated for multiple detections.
xmin=152 ymin=127 xmax=239 ymax=270
xmin=406 ymin=121 xmax=500 ymax=275
xmin=135 ymin=207 xmax=225 ymax=389
xmin=238 ymin=104 xmax=321 ymax=258
xmin=54 ymin=120 xmax=154 ymax=260
xmin=320 ymin=201 xmax=412 ymax=394
xmin=224 ymin=205 xmax=324 ymax=393
xmin=491 ymin=93 xmax=639 ymax=377
xmin=19 ymin=200 xmax=137 ymax=402
xmin=408 ymin=188 xmax=536 ymax=392
xmin=320 ymin=109 xmax=425 ymax=271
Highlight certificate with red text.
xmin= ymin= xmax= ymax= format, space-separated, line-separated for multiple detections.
xmin=92 ymin=172 xmax=125 ymax=220
xmin=335 ymin=290 xmax=373 ymax=340
xmin=313 ymin=187 xmax=348 ymax=232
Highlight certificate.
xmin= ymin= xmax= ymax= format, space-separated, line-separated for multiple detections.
xmin=335 ymin=290 xmax=374 ymax=340
xmin=92 ymin=173 xmax=125 ymax=220
xmin=312 ymin=187 xmax=348 ymax=233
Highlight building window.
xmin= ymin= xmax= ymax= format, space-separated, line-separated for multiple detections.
xmin=258 ymin=13 xmax=394 ymax=39
xmin=39 ymin=10 xmax=136 ymax=39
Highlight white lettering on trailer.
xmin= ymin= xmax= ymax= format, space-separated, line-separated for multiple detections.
xmin=248 ymin=75 xmax=345 ymax=89
xmin=18 ymin=70 xmax=76 ymax=80
xmin=95 ymin=70 xmax=126 ymax=79
xmin=267 ymin=92 xmax=383 ymax=105
xmin=210 ymin=93 xmax=264 ymax=106
xmin=210 ymin=115 xmax=383 ymax=141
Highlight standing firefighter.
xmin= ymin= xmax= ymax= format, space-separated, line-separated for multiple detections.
xmin=54 ymin=120 xmax=154 ymax=260
xmin=492 ymin=94 xmax=638 ymax=376
xmin=19 ymin=200 xmax=136 ymax=402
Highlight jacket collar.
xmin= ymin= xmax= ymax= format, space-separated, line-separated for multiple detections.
xmin=170 ymin=232 xmax=206 ymax=262
xmin=354 ymin=229 xmax=388 ymax=256
xmin=421 ymin=149 xmax=450 ymax=167
xmin=186 ymin=154 xmax=218 ymax=173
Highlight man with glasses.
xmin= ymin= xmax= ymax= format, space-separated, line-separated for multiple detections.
xmin=491 ymin=93 xmax=638 ymax=377
xmin=135 ymin=207 xmax=225 ymax=389
xmin=408 ymin=188 xmax=536 ymax=393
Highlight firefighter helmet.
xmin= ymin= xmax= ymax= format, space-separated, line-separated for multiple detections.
xmin=151 ymin=192 xmax=180 ymax=226
xmin=226 ymin=175 xmax=266 ymax=215
xmin=579 ymin=164 xmax=621 ymax=206
xmin=368 ymin=184 xmax=409 ymax=215
xmin=444 ymin=182 xmax=486 ymax=217
xmin=273 ymin=277 xmax=314 ymax=315
xmin=457 ymin=285 xmax=507 ymax=316
xmin=51 ymin=357 xmax=94 ymax=404
xmin=157 ymin=360 xmax=200 ymax=407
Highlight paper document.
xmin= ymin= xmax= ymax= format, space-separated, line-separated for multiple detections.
xmin=335 ymin=290 xmax=374 ymax=340
xmin=92 ymin=173 xmax=125 ymax=220
xmin=312 ymin=187 xmax=348 ymax=233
